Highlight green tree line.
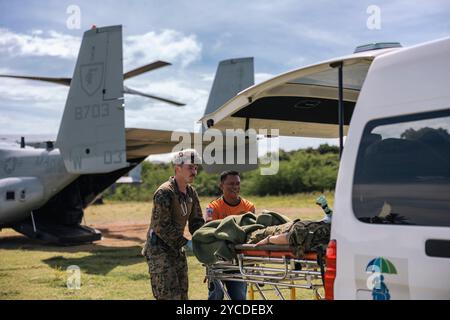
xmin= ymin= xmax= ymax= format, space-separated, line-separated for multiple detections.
xmin=104 ymin=144 xmax=339 ymax=201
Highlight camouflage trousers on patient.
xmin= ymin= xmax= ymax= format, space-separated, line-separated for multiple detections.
xmin=246 ymin=219 xmax=331 ymax=258
xmin=145 ymin=243 xmax=188 ymax=300
xmin=245 ymin=221 xmax=296 ymax=244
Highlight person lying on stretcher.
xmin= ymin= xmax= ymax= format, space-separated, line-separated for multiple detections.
xmin=192 ymin=195 xmax=334 ymax=263
xmin=248 ymin=195 xmax=333 ymax=254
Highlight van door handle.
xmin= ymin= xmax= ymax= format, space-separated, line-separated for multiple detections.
xmin=425 ymin=239 xmax=450 ymax=258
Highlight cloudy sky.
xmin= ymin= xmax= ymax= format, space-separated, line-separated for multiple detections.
xmin=0 ymin=0 xmax=449 ymax=154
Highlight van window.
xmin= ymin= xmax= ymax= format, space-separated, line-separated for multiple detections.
xmin=353 ymin=109 xmax=450 ymax=227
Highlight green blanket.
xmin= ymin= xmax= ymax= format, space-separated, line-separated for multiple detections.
xmin=192 ymin=211 xmax=291 ymax=264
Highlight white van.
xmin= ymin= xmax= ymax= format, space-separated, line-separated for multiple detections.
xmin=200 ymin=38 xmax=450 ymax=299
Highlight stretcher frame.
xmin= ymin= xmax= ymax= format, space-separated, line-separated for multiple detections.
xmin=205 ymin=244 xmax=325 ymax=300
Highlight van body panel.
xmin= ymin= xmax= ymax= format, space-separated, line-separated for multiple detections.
xmin=333 ymin=37 xmax=450 ymax=300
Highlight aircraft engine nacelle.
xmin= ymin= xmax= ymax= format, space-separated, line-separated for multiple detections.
xmin=0 ymin=177 xmax=44 ymax=225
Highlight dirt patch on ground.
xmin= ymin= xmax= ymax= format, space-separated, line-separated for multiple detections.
xmin=0 ymin=222 xmax=180 ymax=250
xmin=94 ymin=222 xmax=148 ymax=247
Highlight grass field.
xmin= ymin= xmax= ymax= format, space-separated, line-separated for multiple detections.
xmin=0 ymin=193 xmax=333 ymax=300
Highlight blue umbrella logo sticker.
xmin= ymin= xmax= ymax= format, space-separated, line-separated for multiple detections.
xmin=366 ymin=257 xmax=397 ymax=300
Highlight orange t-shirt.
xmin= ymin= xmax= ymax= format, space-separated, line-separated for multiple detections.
xmin=205 ymin=197 xmax=255 ymax=221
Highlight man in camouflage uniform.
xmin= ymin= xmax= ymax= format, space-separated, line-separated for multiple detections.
xmin=142 ymin=149 xmax=204 ymax=300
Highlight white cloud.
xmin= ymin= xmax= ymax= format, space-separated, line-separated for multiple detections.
xmin=200 ymin=73 xmax=214 ymax=82
xmin=124 ymin=30 xmax=202 ymax=69
xmin=31 ymin=30 xmax=44 ymax=36
xmin=255 ymin=72 xmax=274 ymax=84
xmin=0 ymin=109 xmax=61 ymax=136
xmin=0 ymin=80 xmax=68 ymax=103
xmin=0 ymin=28 xmax=81 ymax=59
xmin=0 ymin=28 xmax=202 ymax=70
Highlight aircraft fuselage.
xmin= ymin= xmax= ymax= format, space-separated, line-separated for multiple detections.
xmin=0 ymin=146 xmax=78 ymax=226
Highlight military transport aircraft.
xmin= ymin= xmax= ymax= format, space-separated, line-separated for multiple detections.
xmin=0 ymin=25 xmax=257 ymax=245
xmin=0 ymin=25 xmax=189 ymax=245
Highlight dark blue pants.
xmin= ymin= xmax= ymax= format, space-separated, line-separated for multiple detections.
xmin=208 ymin=279 xmax=247 ymax=300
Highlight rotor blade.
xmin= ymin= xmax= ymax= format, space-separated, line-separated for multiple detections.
xmin=1 ymin=60 xmax=172 ymax=86
xmin=0 ymin=74 xmax=71 ymax=86
xmin=123 ymin=86 xmax=185 ymax=106
xmin=123 ymin=61 xmax=171 ymax=80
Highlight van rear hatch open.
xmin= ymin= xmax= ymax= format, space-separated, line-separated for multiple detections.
xmin=200 ymin=48 xmax=400 ymax=141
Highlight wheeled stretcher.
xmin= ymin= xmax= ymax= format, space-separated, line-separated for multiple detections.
xmin=205 ymin=244 xmax=325 ymax=300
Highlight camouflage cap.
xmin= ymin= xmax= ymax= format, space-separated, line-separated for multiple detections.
xmin=172 ymin=149 xmax=202 ymax=165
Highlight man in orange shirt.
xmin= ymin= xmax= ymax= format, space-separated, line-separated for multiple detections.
xmin=205 ymin=170 xmax=255 ymax=300
xmin=205 ymin=171 xmax=255 ymax=222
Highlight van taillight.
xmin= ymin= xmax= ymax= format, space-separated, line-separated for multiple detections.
xmin=325 ymin=239 xmax=337 ymax=300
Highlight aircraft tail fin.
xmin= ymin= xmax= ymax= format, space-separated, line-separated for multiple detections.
xmin=203 ymin=57 xmax=254 ymax=117
xmin=57 ymin=25 xmax=127 ymax=174
xmin=201 ymin=57 xmax=258 ymax=174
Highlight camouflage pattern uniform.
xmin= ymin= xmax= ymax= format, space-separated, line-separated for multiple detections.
xmin=142 ymin=176 xmax=204 ymax=300
xmin=246 ymin=219 xmax=330 ymax=257
xmin=246 ymin=220 xmax=296 ymax=244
